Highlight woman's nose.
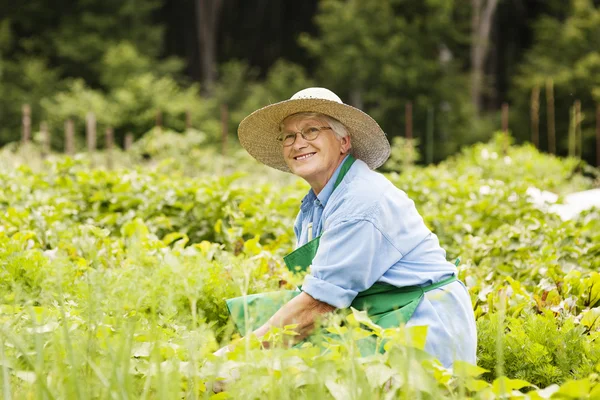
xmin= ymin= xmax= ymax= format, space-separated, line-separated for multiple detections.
xmin=292 ymin=133 xmax=309 ymax=149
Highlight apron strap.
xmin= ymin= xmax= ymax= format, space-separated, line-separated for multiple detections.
xmin=284 ymin=155 xmax=356 ymax=273
xmin=333 ymin=154 xmax=355 ymax=190
xmin=423 ymin=274 xmax=457 ymax=293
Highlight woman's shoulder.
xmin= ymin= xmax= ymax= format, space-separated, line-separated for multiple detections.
xmin=326 ymin=161 xmax=418 ymax=225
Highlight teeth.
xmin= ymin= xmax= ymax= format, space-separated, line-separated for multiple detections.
xmin=296 ymin=153 xmax=315 ymax=160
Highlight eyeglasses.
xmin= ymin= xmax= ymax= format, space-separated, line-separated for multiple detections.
xmin=277 ymin=126 xmax=333 ymax=147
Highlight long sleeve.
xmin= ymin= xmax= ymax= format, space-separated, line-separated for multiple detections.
xmin=301 ymin=219 xmax=402 ymax=308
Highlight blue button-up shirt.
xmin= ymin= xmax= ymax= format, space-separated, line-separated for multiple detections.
xmin=294 ymin=156 xmax=477 ymax=367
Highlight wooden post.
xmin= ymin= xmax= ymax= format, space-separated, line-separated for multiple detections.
xmin=404 ymin=102 xmax=414 ymax=166
xmin=65 ymin=119 xmax=75 ymax=156
xmin=426 ymin=106 xmax=434 ymax=164
xmin=220 ymin=104 xmax=228 ymax=156
xmin=501 ymin=102 xmax=509 ymax=154
xmin=105 ymin=127 xmax=114 ymax=170
xmin=596 ymin=104 xmax=600 ymax=167
xmin=405 ymin=102 xmax=413 ymax=140
xmin=40 ymin=122 xmax=50 ymax=159
xmin=501 ymin=102 xmax=509 ymax=133
xmin=156 ymin=109 xmax=162 ymax=129
xmin=546 ymin=79 xmax=556 ymax=154
xmin=531 ymin=86 xmax=540 ymax=148
xmin=568 ymin=103 xmax=576 ymax=158
xmin=185 ymin=109 xmax=191 ymax=130
xmin=575 ymin=100 xmax=582 ymax=159
xmin=86 ymin=112 xmax=96 ymax=153
xmin=124 ymin=133 xmax=134 ymax=151
xmin=22 ymin=104 xmax=31 ymax=144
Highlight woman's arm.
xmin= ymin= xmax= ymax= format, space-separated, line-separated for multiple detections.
xmin=214 ymin=291 xmax=335 ymax=356
xmin=252 ymin=291 xmax=336 ymax=345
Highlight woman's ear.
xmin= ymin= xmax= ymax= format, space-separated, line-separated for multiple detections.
xmin=340 ymin=135 xmax=352 ymax=154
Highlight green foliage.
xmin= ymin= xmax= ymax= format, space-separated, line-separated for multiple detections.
xmin=0 ymin=0 xmax=167 ymax=145
xmin=477 ymin=313 xmax=598 ymax=387
xmin=99 ymin=41 xmax=185 ymax=89
xmin=213 ymin=59 xmax=314 ymax=140
xmin=42 ymin=0 xmax=164 ymax=82
xmin=382 ymin=137 xmax=421 ymax=172
xmin=512 ymin=0 xmax=600 ymax=159
xmin=40 ymin=43 xmax=211 ymax=149
xmin=0 ymin=53 xmax=62 ymax=144
xmin=1 ymin=136 xmax=600 ymax=397
xmin=2 ymin=0 xmax=600 ymax=171
xmin=0 ymin=159 xmax=300 ymax=255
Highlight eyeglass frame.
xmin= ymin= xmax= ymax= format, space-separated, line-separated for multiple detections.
xmin=276 ymin=126 xmax=333 ymax=147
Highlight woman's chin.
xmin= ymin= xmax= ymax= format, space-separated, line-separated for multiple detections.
xmin=290 ymin=162 xmax=318 ymax=178
xmin=287 ymin=159 xmax=309 ymax=172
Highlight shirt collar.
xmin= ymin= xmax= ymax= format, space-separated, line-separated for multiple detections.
xmin=300 ymin=155 xmax=350 ymax=211
xmin=317 ymin=155 xmax=349 ymax=206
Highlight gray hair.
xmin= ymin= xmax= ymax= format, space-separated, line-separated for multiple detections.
xmin=280 ymin=112 xmax=350 ymax=140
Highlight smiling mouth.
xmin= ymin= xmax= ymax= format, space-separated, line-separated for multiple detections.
xmin=294 ymin=152 xmax=316 ymax=160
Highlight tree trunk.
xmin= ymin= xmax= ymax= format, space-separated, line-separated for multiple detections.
xmin=470 ymin=0 xmax=499 ymax=114
xmin=349 ymin=87 xmax=364 ymax=110
xmin=195 ymin=0 xmax=224 ymax=95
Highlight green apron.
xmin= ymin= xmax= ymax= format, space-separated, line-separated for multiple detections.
xmin=225 ymin=155 xmax=457 ymax=352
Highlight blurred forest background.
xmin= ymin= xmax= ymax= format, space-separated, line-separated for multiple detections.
xmin=1 ymin=0 xmax=599 ymax=165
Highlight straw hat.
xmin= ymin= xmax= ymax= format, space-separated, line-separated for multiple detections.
xmin=238 ymin=87 xmax=391 ymax=172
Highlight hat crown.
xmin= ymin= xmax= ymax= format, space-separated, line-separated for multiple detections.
xmin=290 ymin=87 xmax=343 ymax=104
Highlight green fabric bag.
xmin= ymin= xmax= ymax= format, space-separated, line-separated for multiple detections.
xmin=225 ymin=290 xmax=301 ymax=334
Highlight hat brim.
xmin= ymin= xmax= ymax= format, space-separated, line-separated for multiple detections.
xmin=238 ymin=98 xmax=391 ymax=172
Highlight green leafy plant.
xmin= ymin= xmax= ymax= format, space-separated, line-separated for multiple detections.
xmin=1 ymin=135 xmax=599 ymax=398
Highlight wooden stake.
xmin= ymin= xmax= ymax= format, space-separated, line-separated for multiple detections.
xmin=568 ymin=103 xmax=576 ymax=158
xmin=105 ymin=127 xmax=114 ymax=150
xmin=125 ymin=133 xmax=134 ymax=151
xmin=65 ymin=119 xmax=75 ymax=156
xmin=531 ymin=86 xmax=540 ymax=148
xmin=575 ymin=100 xmax=582 ymax=159
xmin=501 ymin=102 xmax=509 ymax=133
xmin=185 ymin=109 xmax=192 ymax=130
xmin=22 ymin=104 xmax=31 ymax=143
xmin=156 ymin=109 xmax=162 ymax=129
xmin=221 ymin=104 xmax=228 ymax=156
xmin=596 ymin=104 xmax=600 ymax=167
xmin=40 ymin=122 xmax=50 ymax=159
xmin=501 ymin=102 xmax=509 ymax=154
xmin=426 ymin=106 xmax=434 ymax=164
xmin=105 ymin=127 xmax=114 ymax=170
xmin=86 ymin=112 xmax=96 ymax=153
xmin=546 ymin=79 xmax=556 ymax=154
xmin=405 ymin=102 xmax=413 ymax=140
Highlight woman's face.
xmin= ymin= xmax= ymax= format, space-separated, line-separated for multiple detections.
xmin=281 ymin=116 xmax=351 ymax=192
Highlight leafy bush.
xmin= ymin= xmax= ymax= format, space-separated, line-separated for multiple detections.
xmin=40 ymin=42 xmax=212 ymax=150
xmin=1 ymin=136 xmax=600 ymax=397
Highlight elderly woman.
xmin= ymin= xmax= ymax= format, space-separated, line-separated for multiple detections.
xmin=219 ymin=87 xmax=476 ymax=368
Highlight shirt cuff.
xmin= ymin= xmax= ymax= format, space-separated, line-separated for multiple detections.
xmin=301 ymin=274 xmax=358 ymax=309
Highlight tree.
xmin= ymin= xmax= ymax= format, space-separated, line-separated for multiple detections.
xmin=299 ymin=0 xmax=480 ymax=162
xmin=41 ymin=43 xmax=211 ymax=148
xmin=470 ymin=0 xmax=500 ymax=114
xmin=196 ymin=0 xmax=224 ymax=94
xmin=512 ymin=0 xmax=600 ymax=162
xmin=0 ymin=0 xmax=170 ymax=145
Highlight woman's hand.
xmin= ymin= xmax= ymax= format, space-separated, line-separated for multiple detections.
xmin=253 ymin=291 xmax=335 ymax=345
xmin=208 ymin=292 xmax=334 ymax=392
xmin=213 ymin=345 xmax=232 ymax=357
